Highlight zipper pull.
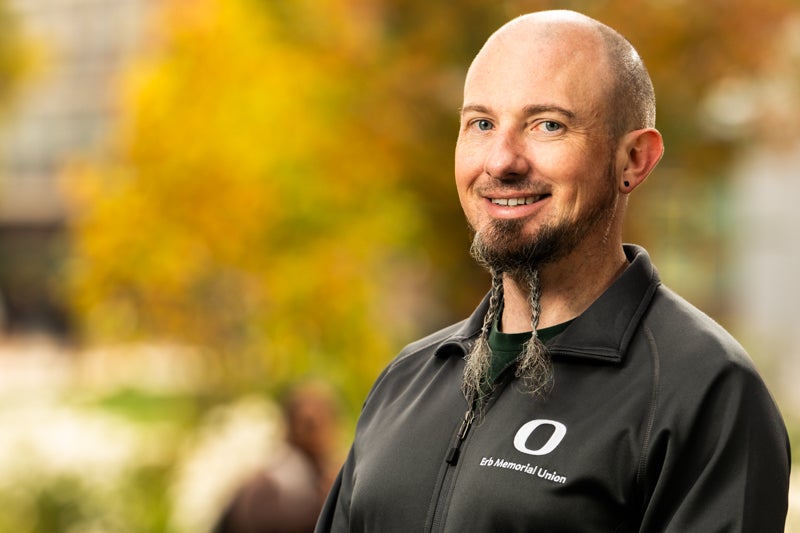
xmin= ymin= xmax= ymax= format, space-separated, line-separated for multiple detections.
xmin=445 ymin=407 xmax=476 ymax=466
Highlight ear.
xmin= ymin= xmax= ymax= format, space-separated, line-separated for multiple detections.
xmin=616 ymin=128 xmax=664 ymax=194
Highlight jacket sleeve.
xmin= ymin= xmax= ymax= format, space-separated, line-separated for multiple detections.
xmin=315 ymin=445 xmax=355 ymax=532
xmin=315 ymin=356 xmax=406 ymax=532
xmin=638 ymin=362 xmax=791 ymax=532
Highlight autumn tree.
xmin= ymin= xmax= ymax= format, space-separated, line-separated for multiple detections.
xmin=64 ymin=0 xmax=799 ymax=404
xmin=64 ymin=0 xmax=424 ymax=403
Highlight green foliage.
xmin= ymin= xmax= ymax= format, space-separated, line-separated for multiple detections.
xmin=87 ymin=388 xmax=205 ymax=426
xmin=0 ymin=396 xmax=181 ymax=533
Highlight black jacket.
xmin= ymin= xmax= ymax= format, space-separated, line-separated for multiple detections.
xmin=316 ymin=245 xmax=790 ymax=532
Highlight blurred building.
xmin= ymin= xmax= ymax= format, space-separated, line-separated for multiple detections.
xmin=704 ymin=16 xmax=800 ymax=420
xmin=0 ymin=0 xmax=153 ymax=336
xmin=731 ymin=145 xmax=800 ymax=418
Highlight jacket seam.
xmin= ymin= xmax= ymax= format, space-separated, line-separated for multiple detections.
xmin=636 ymin=324 xmax=660 ymax=488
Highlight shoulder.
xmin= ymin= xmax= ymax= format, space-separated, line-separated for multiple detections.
xmin=357 ymin=294 xmax=488 ymax=410
xmin=361 ymin=319 xmax=469 ymax=405
xmin=635 ymin=283 xmax=784 ymax=426
xmin=644 ymin=284 xmax=752 ymax=373
xmin=638 ymin=284 xmax=786 ymax=435
xmin=395 ymin=319 xmax=470 ymax=362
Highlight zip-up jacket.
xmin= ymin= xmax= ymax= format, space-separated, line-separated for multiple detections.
xmin=316 ymin=245 xmax=790 ymax=532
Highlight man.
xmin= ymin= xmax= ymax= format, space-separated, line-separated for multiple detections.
xmin=216 ymin=382 xmax=341 ymax=533
xmin=316 ymin=10 xmax=790 ymax=532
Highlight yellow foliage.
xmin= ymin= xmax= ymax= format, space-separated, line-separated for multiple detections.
xmin=62 ymin=0 xmax=800 ymax=404
xmin=63 ymin=0 xmax=419 ymax=400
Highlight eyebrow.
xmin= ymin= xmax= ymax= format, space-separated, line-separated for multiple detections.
xmin=458 ymin=104 xmax=490 ymax=115
xmin=459 ymin=103 xmax=576 ymax=121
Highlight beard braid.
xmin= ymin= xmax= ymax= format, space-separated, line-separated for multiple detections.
xmin=461 ymin=268 xmax=553 ymax=410
xmin=461 ymin=269 xmax=503 ymax=406
xmin=515 ymin=269 xmax=552 ymax=397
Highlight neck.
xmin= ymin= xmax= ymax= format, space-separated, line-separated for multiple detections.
xmin=500 ymin=243 xmax=628 ymax=333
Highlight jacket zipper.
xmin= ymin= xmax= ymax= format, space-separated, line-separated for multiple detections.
xmin=427 ymin=370 xmax=516 ymax=532
xmin=428 ymin=397 xmax=477 ymax=532
xmin=445 ymin=406 xmax=476 ymax=465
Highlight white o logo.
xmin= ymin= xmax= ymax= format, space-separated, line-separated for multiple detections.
xmin=513 ymin=419 xmax=567 ymax=456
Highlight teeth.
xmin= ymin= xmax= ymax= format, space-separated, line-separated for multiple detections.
xmin=491 ymin=196 xmax=542 ymax=206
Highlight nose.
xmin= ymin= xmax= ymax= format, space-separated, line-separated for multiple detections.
xmin=484 ymin=128 xmax=530 ymax=180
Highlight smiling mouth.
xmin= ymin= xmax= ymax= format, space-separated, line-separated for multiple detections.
xmin=490 ymin=194 xmax=549 ymax=207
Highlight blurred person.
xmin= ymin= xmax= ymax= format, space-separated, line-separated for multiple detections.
xmin=316 ymin=10 xmax=790 ymax=532
xmin=216 ymin=381 xmax=341 ymax=533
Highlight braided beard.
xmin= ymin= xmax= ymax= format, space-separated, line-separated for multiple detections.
xmin=462 ymin=215 xmax=594 ymax=405
xmin=461 ymin=268 xmax=551 ymax=406
xmin=462 ymin=157 xmax=618 ymax=403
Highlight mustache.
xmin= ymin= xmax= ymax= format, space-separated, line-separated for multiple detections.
xmin=475 ymin=180 xmax=551 ymax=196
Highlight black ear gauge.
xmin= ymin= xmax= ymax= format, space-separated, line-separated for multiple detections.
xmin=623 ymin=180 xmax=630 ymax=187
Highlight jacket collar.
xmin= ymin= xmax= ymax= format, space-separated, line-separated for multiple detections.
xmin=434 ymin=244 xmax=660 ymax=365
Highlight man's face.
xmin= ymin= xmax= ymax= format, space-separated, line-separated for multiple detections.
xmin=455 ymin=26 xmax=621 ymax=270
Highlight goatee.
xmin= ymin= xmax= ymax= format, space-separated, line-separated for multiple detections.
xmin=463 ymin=160 xmax=618 ymax=403
xmin=469 ymin=212 xmax=589 ymax=280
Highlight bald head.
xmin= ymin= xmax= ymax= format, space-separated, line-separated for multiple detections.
xmin=468 ymin=10 xmax=656 ymax=140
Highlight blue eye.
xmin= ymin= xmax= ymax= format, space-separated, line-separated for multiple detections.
xmin=476 ymin=119 xmax=493 ymax=131
xmin=542 ymin=121 xmax=562 ymax=132
xmin=539 ymin=120 xmax=564 ymax=133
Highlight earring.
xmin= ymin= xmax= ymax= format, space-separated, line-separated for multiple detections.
xmin=623 ymin=180 xmax=630 ymax=187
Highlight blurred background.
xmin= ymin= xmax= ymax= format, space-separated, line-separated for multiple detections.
xmin=0 ymin=0 xmax=797 ymax=531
